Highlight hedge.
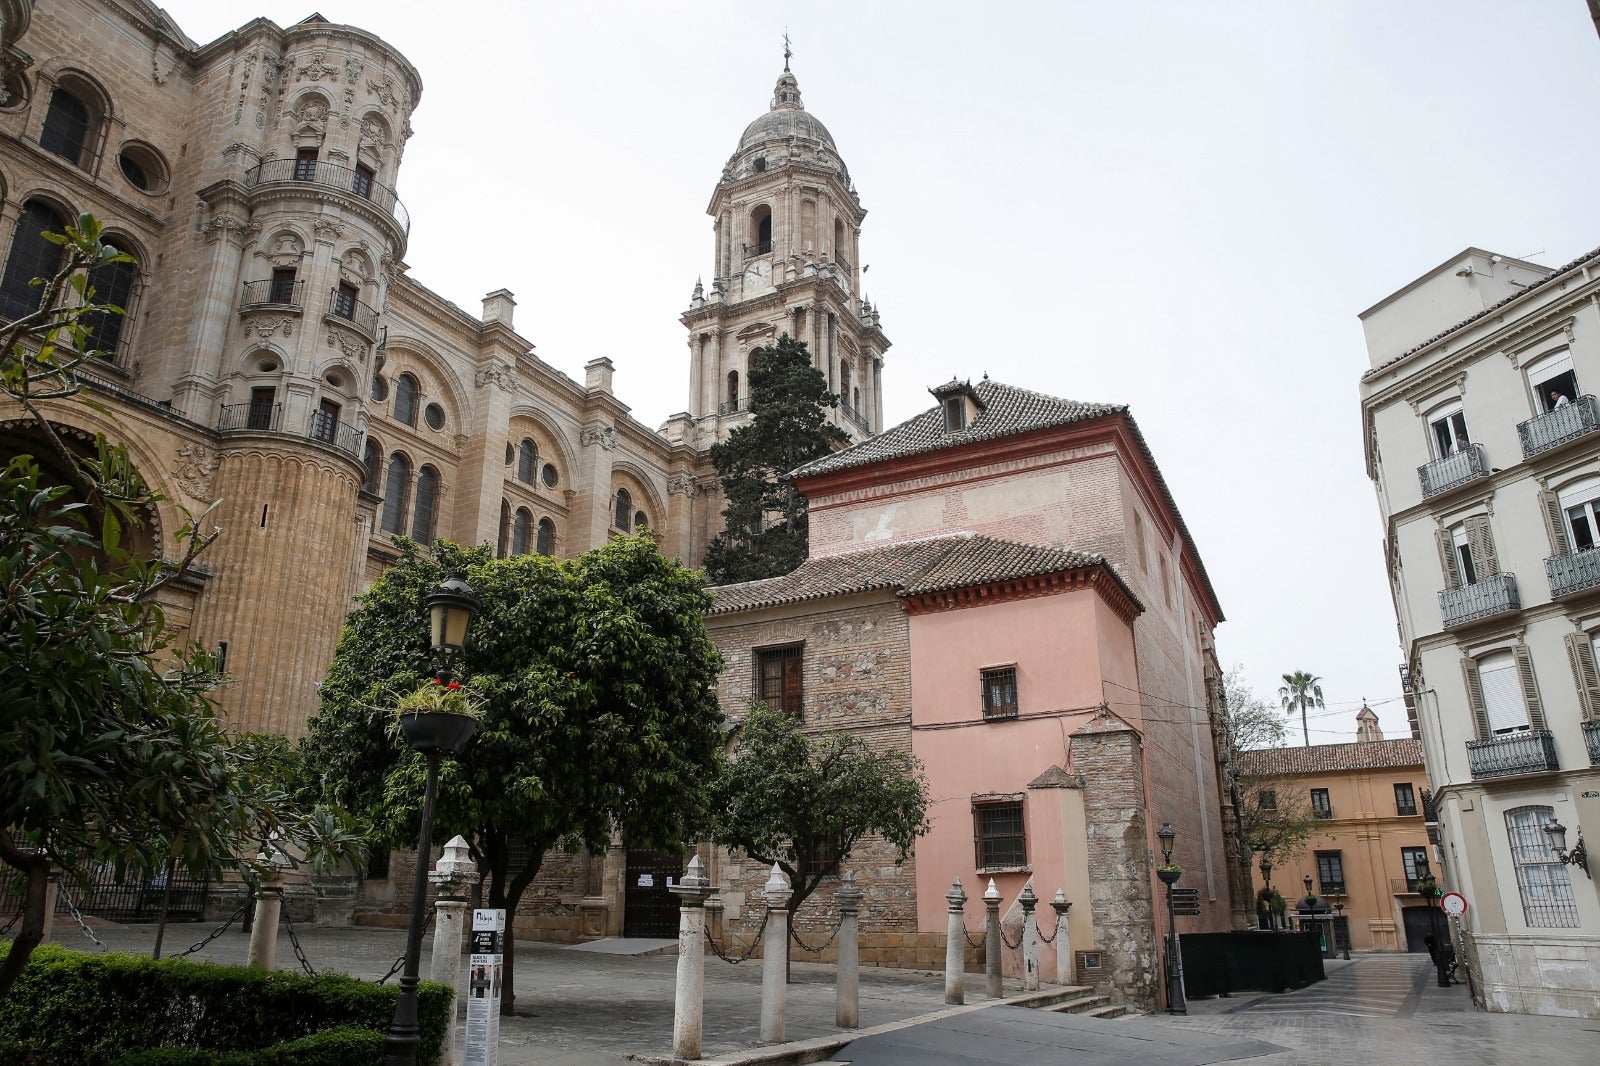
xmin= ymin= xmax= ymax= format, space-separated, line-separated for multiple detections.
xmin=0 ymin=942 xmax=450 ymax=1065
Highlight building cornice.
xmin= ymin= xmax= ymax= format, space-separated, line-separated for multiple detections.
xmin=899 ymin=563 xmax=1141 ymax=624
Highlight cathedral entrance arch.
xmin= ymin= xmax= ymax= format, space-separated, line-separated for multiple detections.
xmin=623 ymin=847 xmax=683 ymax=938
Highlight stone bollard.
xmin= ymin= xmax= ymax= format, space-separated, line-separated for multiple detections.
xmin=246 ymin=883 xmax=283 ymax=970
xmin=429 ymin=835 xmax=477 ymax=1066
xmin=1019 ymin=881 xmax=1040 ymax=992
xmin=1051 ymin=890 xmax=1073 ymax=985
xmin=759 ymin=863 xmax=791 ymax=1043
xmin=835 ymin=870 xmax=863 ymax=1029
xmin=40 ymin=873 xmax=62 ymax=944
xmin=983 ymin=878 xmax=1003 ymax=999
xmin=944 ymin=878 xmax=967 ymax=1005
xmin=670 ymin=854 xmax=714 ymax=1060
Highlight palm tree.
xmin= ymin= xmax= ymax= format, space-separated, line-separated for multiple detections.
xmin=1278 ymin=671 xmax=1325 ymax=747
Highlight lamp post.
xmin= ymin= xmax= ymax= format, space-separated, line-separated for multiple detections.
xmin=1543 ymin=819 xmax=1591 ymax=879
xmin=1414 ymin=875 xmax=1450 ymax=989
xmin=1258 ymin=856 xmax=1274 ymax=930
xmin=1333 ymin=902 xmax=1349 ymax=960
xmin=384 ymin=574 xmax=481 ymax=1066
xmin=1156 ymin=823 xmax=1185 ymax=1015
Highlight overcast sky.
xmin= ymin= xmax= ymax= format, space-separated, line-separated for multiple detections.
xmin=157 ymin=1 xmax=1600 ymax=744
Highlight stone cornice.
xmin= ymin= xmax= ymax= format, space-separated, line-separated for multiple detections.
xmin=899 ymin=563 xmax=1142 ymax=624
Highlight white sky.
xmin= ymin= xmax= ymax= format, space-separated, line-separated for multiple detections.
xmin=154 ymin=0 xmax=1600 ymax=744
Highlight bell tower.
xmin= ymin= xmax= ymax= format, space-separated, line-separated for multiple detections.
xmin=682 ymin=63 xmax=889 ymax=445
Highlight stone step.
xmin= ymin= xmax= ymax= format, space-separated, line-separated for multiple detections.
xmin=1044 ymin=994 xmax=1110 ymax=1015
xmin=1007 ymin=985 xmax=1097 ymax=1010
xmin=1085 ymin=1003 xmax=1126 ymax=1019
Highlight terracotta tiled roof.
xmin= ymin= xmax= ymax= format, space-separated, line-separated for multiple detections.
xmin=791 ymin=379 xmax=1124 ymax=479
xmin=1235 ymin=738 xmax=1425 ymax=777
xmin=707 ymin=533 xmax=1141 ymax=616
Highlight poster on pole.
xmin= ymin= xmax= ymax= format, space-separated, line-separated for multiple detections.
xmin=464 ymin=908 xmax=504 ymax=1066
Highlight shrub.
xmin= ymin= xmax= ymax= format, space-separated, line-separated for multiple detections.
xmin=0 ymin=942 xmax=447 ymax=1065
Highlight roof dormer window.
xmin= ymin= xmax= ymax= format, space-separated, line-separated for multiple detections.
xmin=944 ymin=396 xmax=967 ymax=431
xmin=930 ymin=378 xmax=987 ymax=434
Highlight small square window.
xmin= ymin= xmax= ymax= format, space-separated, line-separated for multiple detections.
xmin=981 ymin=666 xmax=1018 ymax=720
xmin=974 ymin=799 xmax=1026 ymax=870
xmin=1257 ymin=789 xmax=1278 ymax=811
xmin=755 ymin=644 xmax=804 ymax=718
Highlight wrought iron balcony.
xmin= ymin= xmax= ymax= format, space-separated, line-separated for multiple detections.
xmin=217 ymin=402 xmax=361 ymax=457
xmin=1518 ymin=395 xmax=1600 ymax=458
xmin=1439 ymin=573 xmax=1520 ymax=628
xmin=1546 ymin=548 xmax=1600 ymax=599
xmin=1585 ymin=720 xmax=1600 ymax=766
xmin=840 ymin=401 xmax=869 ymax=432
xmin=719 ymin=396 xmax=748 ymax=416
xmin=1466 ymin=729 xmax=1559 ymax=780
xmin=239 ymin=278 xmax=304 ymax=311
xmin=1420 ymin=787 xmax=1438 ymax=824
xmin=218 ymin=401 xmax=280 ymax=433
xmin=1390 ymin=878 xmax=1427 ymax=895
xmin=836 ymin=254 xmax=852 ymax=274
xmin=1418 ymin=443 xmax=1490 ymax=498
xmin=325 ymin=289 xmax=380 ymax=339
xmin=744 ymin=240 xmax=774 ymax=257
xmin=242 ymin=158 xmax=410 ymax=235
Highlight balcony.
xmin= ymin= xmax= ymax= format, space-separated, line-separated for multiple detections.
xmin=1585 ymin=720 xmax=1600 ymax=765
xmin=239 ymin=278 xmax=304 ymax=311
xmin=1465 ymin=729 xmax=1559 ymax=780
xmin=1518 ymin=395 xmax=1600 ymax=458
xmin=1439 ymin=573 xmax=1520 ymax=629
xmin=719 ymin=396 xmax=748 ymax=416
xmin=840 ymin=400 xmax=869 ymax=432
xmin=1546 ymin=547 xmax=1600 ymax=599
xmin=744 ymin=240 xmax=774 ymax=258
xmin=325 ymin=289 xmax=380 ymax=340
xmin=1418 ymin=443 xmax=1490 ymax=498
xmin=836 ymin=254 xmax=852 ymax=274
xmin=217 ymin=402 xmax=361 ymax=458
xmin=1390 ymin=878 xmax=1427 ymax=895
xmin=242 ymin=158 xmax=410 ymax=236
xmin=1420 ymin=788 xmax=1438 ymax=823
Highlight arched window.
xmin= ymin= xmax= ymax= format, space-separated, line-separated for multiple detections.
xmin=853 ymin=386 xmax=861 ymax=413
xmin=497 ymin=500 xmax=511 ymax=558
xmin=40 ymin=86 xmax=93 ymax=168
xmin=512 ymin=508 xmax=532 ymax=555
xmin=0 ymin=201 xmax=67 ymax=318
xmin=728 ymin=370 xmax=740 ymax=407
xmin=750 ymin=205 xmax=773 ymax=253
xmin=536 ymin=517 xmax=555 ymax=556
xmin=394 ymin=373 xmax=419 ymax=426
xmin=634 ymin=510 xmax=648 ymax=531
xmin=82 ymin=254 xmax=137 ymax=357
xmin=517 ymin=438 xmax=536 ymax=483
xmin=412 ymin=465 xmax=439 ymax=544
xmin=362 ymin=438 xmax=382 ymax=493
xmin=614 ymin=489 xmax=633 ymax=532
xmin=840 ymin=365 xmax=851 ymax=407
xmin=381 ymin=453 xmax=410 ymax=534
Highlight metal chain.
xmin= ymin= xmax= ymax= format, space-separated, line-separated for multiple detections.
xmin=62 ymin=888 xmax=107 ymax=950
xmin=172 ymin=898 xmax=251 ymax=959
xmin=0 ymin=906 xmax=21 ymax=937
xmin=789 ymin=919 xmax=842 ymax=955
xmin=704 ymin=908 xmax=770 ymax=965
xmin=998 ymin=923 xmax=1023 ymax=951
xmin=377 ymin=908 xmax=435 ymax=985
xmin=1035 ymin=918 xmax=1059 ymax=945
xmin=279 ymin=905 xmax=316 ymax=977
xmin=961 ymin=926 xmax=985 ymax=950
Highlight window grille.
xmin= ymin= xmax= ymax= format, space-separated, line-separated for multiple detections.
xmin=981 ymin=666 xmax=1018 ymax=720
xmin=1258 ymin=790 xmax=1278 ymax=811
xmin=536 ymin=518 xmax=555 ymax=556
xmin=755 ymin=644 xmax=804 ymax=717
xmin=1394 ymin=783 xmax=1418 ymax=817
xmin=974 ymin=800 xmax=1026 ymax=870
xmin=518 ymin=440 xmax=536 ymax=483
xmin=1310 ymin=788 xmax=1333 ymax=819
xmin=394 ymin=374 xmax=419 ymax=426
xmin=1505 ymin=806 xmax=1579 ymax=927
xmin=0 ymin=201 xmax=67 ymax=318
xmin=40 ymin=87 xmax=92 ymax=167
xmin=83 ymin=257 xmax=136 ymax=356
xmin=512 ymin=509 xmax=531 ymax=555
xmin=1315 ymin=850 xmax=1345 ymax=894
xmin=1401 ymin=846 xmax=1430 ymax=891
xmin=381 ymin=454 xmax=410 ymax=534
xmin=412 ymin=466 xmax=439 ymax=544
xmin=615 ymin=489 xmax=633 ymax=531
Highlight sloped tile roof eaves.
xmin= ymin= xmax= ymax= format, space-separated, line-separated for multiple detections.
xmin=899 ymin=540 xmax=1108 ymax=597
xmin=1235 ymin=737 xmax=1425 ymax=776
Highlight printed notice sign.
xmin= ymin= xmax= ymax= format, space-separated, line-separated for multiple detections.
xmin=465 ymin=908 xmax=505 ymax=1066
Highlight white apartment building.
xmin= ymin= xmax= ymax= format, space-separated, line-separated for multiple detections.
xmin=1360 ymin=246 xmax=1600 ymax=1017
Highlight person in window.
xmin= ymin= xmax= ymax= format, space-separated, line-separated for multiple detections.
xmin=1449 ymin=437 xmax=1465 ymax=455
xmin=1550 ymin=388 xmax=1572 ymax=410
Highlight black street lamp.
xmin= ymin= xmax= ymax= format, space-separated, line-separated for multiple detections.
xmin=1414 ymin=874 xmax=1450 ymax=989
xmin=384 ymin=575 xmax=481 ymax=1066
xmin=1156 ymin=823 xmax=1185 ymax=1015
xmin=1543 ymin=819 xmax=1591 ymax=879
xmin=1258 ymin=856 xmax=1275 ymax=931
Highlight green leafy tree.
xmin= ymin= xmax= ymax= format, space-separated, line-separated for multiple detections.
xmin=702 ymin=333 xmax=848 ymax=584
xmin=301 ymin=534 xmax=725 ymax=1015
xmin=0 ymin=216 xmax=359 ymax=1004
xmin=1278 ymin=669 xmax=1325 ymax=747
xmin=708 ymin=704 xmax=930 ymax=960
xmin=1221 ymin=669 xmax=1320 ymax=879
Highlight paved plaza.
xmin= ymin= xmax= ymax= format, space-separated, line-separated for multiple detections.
xmin=48 ymin=922 xmax=1600 ymax=1064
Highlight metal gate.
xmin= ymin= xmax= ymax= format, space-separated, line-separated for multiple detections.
xmin=1401 ymin=906 xmax=1436 ymax=952
xmin=0 ymin=861 xmax=210 ymax=925
xmin=623 ymin=848 xmax=683 ymax=938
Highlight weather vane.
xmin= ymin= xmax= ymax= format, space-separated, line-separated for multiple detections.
xmin=783 ymin=29 xmax=793 ymax=72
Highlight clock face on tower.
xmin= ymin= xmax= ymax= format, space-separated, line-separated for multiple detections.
xmin=743 ymin=256 xmax=772 ymax=291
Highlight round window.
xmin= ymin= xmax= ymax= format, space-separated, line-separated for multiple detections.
xmin=325 ymin=372 xmax=343 ymax=388
xmin=257 ymin=360 xmax=278 ymax=373
xmin=371 ymin=375 xmax=388 ymax=401
xmin=505 ymin=443 xmax=515 ymax=465
xmin=541 ymin=463 xmax=558 ymax=487
xmin=424 ymin=403 xmax=445 ymax=431
xmin=117 ymin=143 xmax=170 ymax=194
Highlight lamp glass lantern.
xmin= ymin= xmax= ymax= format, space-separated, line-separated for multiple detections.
xmin=1259 ymin=857 xmax=1273 ymax=884
xmin=1543 ymin=818 xmax=1569 ymax=855
xmin=426 ymin=575 xmax=480 ymax=676
xmin=1157 ymin=823 xmax=1176 ymax=865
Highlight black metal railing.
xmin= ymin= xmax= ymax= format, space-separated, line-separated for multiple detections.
xmin=1418 ymin=443 xmax=1490 ymax=498
xmin=1518 ymin=395 xmax=1600 ymax=458
xmin=1439 ymin=573 xmax=1520 ymax=628
xmin=1466 ymin=729 xmax=1559 ymax=780
xmin=0 ymin=862 xmax=209 ymax=925
xmin=1390 ymin=878 xmax=1427 ymax=895
xmin=1546 ymin=547 xmax=1600 ymax=599
xmin=1396 ymin=801 xmax=1419 ymax=818
xmin=217 ymin=402 xmax=361 ymax=457
xmin=836 ymin=254 xmax=852 ymax=274
xmin=1319 ymin=881 xmax=1346 ymax=896
xmin=219 ymin=401 xmax=281 ymax=433
xmin=325 ymin=289 xmax=380 ymax=338
xmin=719 ymin=396 xmax=748 ymax=415
xmin=840 ymin=401 xmax=869 ymax=432
xmin=1584 ymin=720 xmax=1600 ymax=766
xmin=308 ymin=412 xmax=362 ymax=456
xmin=239 ymin=278 xmax=304 ymax=310
xmin=1420 ymin=787 xmax=1438 ymax=823
xmin=744 ymin=240 xmax=774 ymax=257
xmin=243 ymin=158 xmax=410 ymax=234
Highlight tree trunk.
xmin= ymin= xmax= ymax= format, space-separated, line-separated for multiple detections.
xmin=1301 ymin=704 xmax=1310 ymax=747
xmin=487 ymin=841 xmax=546 ymax=1017
xmin=0 ymin=843 xmax=52 ymax=1005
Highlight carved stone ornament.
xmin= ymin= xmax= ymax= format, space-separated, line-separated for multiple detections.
xmin=312 ymin=217 xmax=345 ymax=242
xmin=297 ymin=50 xmax=339 ymax=83
xmin=250 ymin=317 xmax=293 ymax=339
xmin=325 ymin=330 xmax=368 ymax=361
xmin=171 ymin=443 xmax=218 ymax=501
xmin=474 ymin=363 xmax=517 ymax=391
xmin=581 ymin=425 xmax=618 ymax=450
xmin=667 ymin=473 xmax=696 ymax=497
xmin=368 ymin=74 xmax=403 ymax=111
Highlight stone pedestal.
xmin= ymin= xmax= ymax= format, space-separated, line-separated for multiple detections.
xmin=428 ymin=834 xmax=478 ymax=1066
xmin=246 ymin=885 xmax=282 ymax=970
xmin=1019 ymin=881 xmax=1040 ymax=992
xmin=835 ymin=871 xmax=863 ymax=1029
xmin=759 ymin=864 xmax=791 ymax=1043
xmin=1051 ymin=890 xmax=1073 ymax=985
xmin=944 ymin=878 xmax=968 ymax=1005
xmin=982 ymin=878 xmax=1003 ymax=999
xmin=670 ymin=855 xmax=714 ymax=1060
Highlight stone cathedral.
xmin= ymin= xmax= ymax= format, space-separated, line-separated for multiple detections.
xmin=0 ymin=1 xmax=888 ymax=740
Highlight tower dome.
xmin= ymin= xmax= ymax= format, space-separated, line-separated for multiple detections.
xmin=738 ymin=70 xmax=836 ymax=152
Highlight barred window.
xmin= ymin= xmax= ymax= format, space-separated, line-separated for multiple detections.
xmin=517 ymin=439 xmax=536 ymax=483
xmin=1315 ymin=850 xmax=1345 ymax=895
xmin=756 ymin=644 xmax=804 ymax=717
xmin=1394 ymin=782 xmax=1418 ymax=817
xmin=1258 ymin=790 xmax=1278 ymax=811
xmin=536 ymin=517 xmax=555 ymax=557
xmin=1401 ymin=846 xmax=1430 ymax=891
xmin=412 ymin=465 xmax=439 ymax=544
xmin=1310 ymin=788 xmax=1332 ymax=819
xmin=1505 ymin=806 xmax=1579 ymax=927
xmin=974 ymin=799 xmax=1026 ymax=870
xmin=380 ymin=453 xmax=410 ymax=535
xmin=981 ymin=666 xmax=1018 ymax=720
xmin=512 ymin=508 xmax=532 ymax=555
xmin=394 ymin=373 xmax=419 ymax=427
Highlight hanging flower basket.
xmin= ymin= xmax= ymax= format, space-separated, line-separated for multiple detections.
xmin=1156 ymin=863 xmax=1183 ymax=885
xmin=393 ymin=680 xmax=483 ymax=754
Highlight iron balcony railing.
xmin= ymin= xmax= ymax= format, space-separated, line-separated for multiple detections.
xmin=1390 ymin=878 xmax=1427 ymax=895
xmin=325 ymin=289 xmax=380 ymax=338
xmin=719 ymin=396 xmax=748 ymax=416
xmin=1585 ymin=720 xmax=1600 ymax=766
xmin=744 ymin=240 xmax=774 ymax=257
xmin=836 ymin=254 xmax=852 ymax=274
xmin=217 ymin=402 xmax=361 ymax=457
xmin=840 ymin=401 xmax=869 ymax=432
xmin=1518 ymin=395 xmax=1600 ymax=458
xmin=219 ymin=401 xmax=281 ymax=433
xmin=1545 ymin=547 xmax=1600 ymax=599
xmin=1418 ymin=443 xmax=1490 ymax=498
xmin=239 ymin=278 xmax=304 ymax=311
xmin=1420 ymin=787 xmax=1438 ymax=824
xmin=1439 ymin=573 xmax=1520 ymax=628
xmin=242 ymin=158 xmax=410 ymax=235
xmin=1466 ymin=729 xmax=1559 ymax=780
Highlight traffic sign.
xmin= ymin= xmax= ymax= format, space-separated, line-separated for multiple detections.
xmin=1441 ymin=892 xmax=1468 ymax=917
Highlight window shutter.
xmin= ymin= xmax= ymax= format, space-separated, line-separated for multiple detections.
xmin=1563 ymin=633 xmax=1600 ymax=722
xmin=1513 ymin=644 xmax=1546 ymax=730
xmin=1464 ymin=515 xmax=1499 ymax=577
xmin=1461 ymin=657 xmax=1492 ymax=741
xmin=1541 ymin=491 xmax=1572 ymax=556
xmin=1436 ymin=528 xmax=1462 ymax=588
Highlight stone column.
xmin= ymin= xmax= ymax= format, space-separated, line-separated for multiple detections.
xmin=759 ymin=864 xmax=791 ymax=1043
xmin=39 ymin=873 xmax=62 ymax=944
xmin=246 ymin=883 xmax=283 ymax=970
xmin=1051 ymin=890 xmax=1073 ymax=985
xmin=670 ymin=855 xmax=714 ymax=1060
xmin=944 ymin=878 xmax=967 ymax=1005
xmin=982 ymin=878 xmax=1003 ymax=999
xmin=835 ymin=871 xmax=863 ymax=1029
xmin=428 ymin=835 xmax=476 ymax=1066
xmin=1019 ymin=881 xmax=1040 ymax=992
